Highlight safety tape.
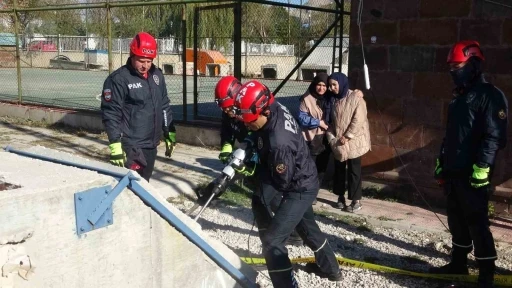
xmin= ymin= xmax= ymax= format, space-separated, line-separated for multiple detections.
xmin=240 ymin=256 xmax=512 ymax=286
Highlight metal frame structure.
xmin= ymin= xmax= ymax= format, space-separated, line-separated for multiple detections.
xmin=192 ymin=2 xmax=242 ymax=122
xmin=0 ymin=0 xmax=349 ymax=124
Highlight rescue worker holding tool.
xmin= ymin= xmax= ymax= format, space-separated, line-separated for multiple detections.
xmin=429 ymin=40 xmax=508 ymax=288
xmin=101 ymin=32 xmax=176 ymax=182
xmin=215 ymin=75 xmax=248 ymax=164
xmin=198 ymin=76 xmax=304 ymax=246
xmin=193 ymin=75 xmax=252 ymax=207
xmin=234 ymin=80 xmax=342 ymax=287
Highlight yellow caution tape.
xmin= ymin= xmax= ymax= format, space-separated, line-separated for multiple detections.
xmin=240 ymin=256 xmax=512 ymax=286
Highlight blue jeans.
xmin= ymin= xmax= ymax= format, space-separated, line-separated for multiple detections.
xmin=253 ymin=183 xmax=339 ymax=287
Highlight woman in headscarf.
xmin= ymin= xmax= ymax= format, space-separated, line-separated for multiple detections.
xmin=326 ymin=72 xmax=371 ymax=212
xmin=297 ymin=72 xmax=332 ymax=188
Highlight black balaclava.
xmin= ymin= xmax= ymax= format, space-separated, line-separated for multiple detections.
xmin=450 ymin=57 xmax=482 ymax=88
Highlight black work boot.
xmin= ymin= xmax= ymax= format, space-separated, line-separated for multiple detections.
xmin=429 ymin=249 xmax=469 ymax=275
xmin=477 ymin=260 xmax=495 ymax=288
xmin=304 ymin=263 xmax=343 ymax=281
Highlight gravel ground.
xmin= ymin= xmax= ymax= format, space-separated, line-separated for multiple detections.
xmin=173 ymin=199 xmax=512 ymax=288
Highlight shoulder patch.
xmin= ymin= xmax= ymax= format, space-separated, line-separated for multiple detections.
xmin=275 ymin=163 xmax=287 ymax=174
xmin=498 ymin=109 xmax=506 ymax=120
xmin=103 ymin=89 xmax=112 ymax=102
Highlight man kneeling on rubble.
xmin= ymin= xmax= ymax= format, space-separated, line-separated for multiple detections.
xmin=234 ymin=80 xmax=342 ymax=287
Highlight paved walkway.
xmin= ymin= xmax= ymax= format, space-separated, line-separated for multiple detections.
xmin=314 ymin=188 xmax=512 ymax=246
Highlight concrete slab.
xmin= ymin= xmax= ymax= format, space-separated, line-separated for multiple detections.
xmin=0 ymin=147 xmax=256 ymax=288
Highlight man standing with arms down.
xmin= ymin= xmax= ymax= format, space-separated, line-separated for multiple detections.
xmin=430 ymin=40 xmax=508 ymax=288
xmin=101 ymin=32 xmax=176 ymax=181
xmin=235 ymin=80 xmax=342 ymax=287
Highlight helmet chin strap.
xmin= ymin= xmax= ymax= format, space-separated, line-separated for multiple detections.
xmin=247 ymin=111 xmax=270 ymax=131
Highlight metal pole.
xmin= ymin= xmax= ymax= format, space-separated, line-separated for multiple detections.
xmin=193 ymin=6 xmax=199 ymax=119
xmin=4 ymin=146 xmax=128 ymax=179
xmin=0 ymin=0 xmax=236 ymax=13
xmin=13 ymin=0 xmax=22 ymax=104
xmin=85 ymin=1 xmax=89 ymax=70
xmin=287 ymin=0 xmax=290 ymax=45
xmin=338 ymin=1 xmax=344 ymax=71
xmin=57 ymin=34 xmax=61 ymax=68
xmin=298 ymin=0 xmax=302 ymax=59
xmin=157 ymin=5 xmax=160 ymax=69
xmin=1 ymin=0 xmax=338 ymax=14
xmin=107 ymin=1 xmax=112 ymax=74
xmin=233 ymin=0 xmax=242 ymax=80
xmin=243 ymin=0 xmax=343 ymax=14
xmin=181 ymin=5 xmax=187 ymax=121
xmin=244 ymin=40 xmax=248 ymax=77
xmin=119 ymin=38 xmax=122 ymax=67
xmin=273 ymin=13 xmax=342 ymax=95
xmin=331 ymin=8 xmax=338 ymax=73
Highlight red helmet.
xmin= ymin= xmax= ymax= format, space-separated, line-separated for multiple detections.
xmin=235 ymin=80 xmax=274 ymax=123
xmin=214 ymin=76 xmax=242 ymax=108
xmin=447 ymin=40 xmax=484 ymax=63
xmin=130 ymin=32 xmax=157 ymax=59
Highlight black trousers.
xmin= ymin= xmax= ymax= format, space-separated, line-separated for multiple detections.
xmin=310 ymin=144 xmax=331 ymax=174
xmin=332 ymin=157 xmax=362 ymax=202
xmin=252 ymin=183 xmax=339 ymax=288
xmin=445 ymin=178 xmax=497 ymax=260
xmin=250 ymin=178 xmax=302 ymax=240
xmin=125 ymin=147 xmax=157 ymax=182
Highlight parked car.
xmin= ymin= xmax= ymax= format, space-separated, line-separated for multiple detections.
xmin=28 ymin=40 xmax=57 ymax=51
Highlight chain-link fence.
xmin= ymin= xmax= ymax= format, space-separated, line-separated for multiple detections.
xmin=0 ymin=0 xmax=349 ymax=123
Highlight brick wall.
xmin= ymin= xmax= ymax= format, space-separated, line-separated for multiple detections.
xmin=348 ymin=0 xmax=512 ymax=203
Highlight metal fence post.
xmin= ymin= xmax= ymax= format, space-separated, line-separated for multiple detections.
xmin=118 ymin=37 xmax=122 ymax=67
xmin=57 ymin=34 xmax=61 ymax=68
xmin=13 ymin=0 xmax=22 ymax=104
xmin=193 ymin=6 xmax=199 ymax=119
xmin=244 ymin=40 xmax=248 ymax=77
xmin=85 ymin=2 xmax=89 ymax=70
xmin=233 ymin=0 xmax=242 ymax=80
xmin=181 ymin=4 xmax=187 ymax=121
xmin=107 ymin=2 xmax=113 ymax=74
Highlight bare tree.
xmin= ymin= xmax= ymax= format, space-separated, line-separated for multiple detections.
xmin=4 ymin=0 xmax=43 ymax=34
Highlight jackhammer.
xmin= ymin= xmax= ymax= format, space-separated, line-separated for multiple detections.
xmin=189 ymin=148 xmax=257 ymax=221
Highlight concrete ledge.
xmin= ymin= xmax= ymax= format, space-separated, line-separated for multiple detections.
xmin=0 ymin=146 xmax=256 ymax=287
xmin=0 ymin=102 xmax=222 ymax=146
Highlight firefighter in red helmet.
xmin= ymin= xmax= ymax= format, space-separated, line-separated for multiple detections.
xmin=214 ymin=75 xmax=247 ymax=163
xmin=430 ymin=40 xmax=508 ymax=288
xmin=204 ymin=76 xmax=305 ymax=247
xmin=101 ymin=32 xmax=176 ymax=181
xmin=234 ymin=80 xmax=342 ymax=287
